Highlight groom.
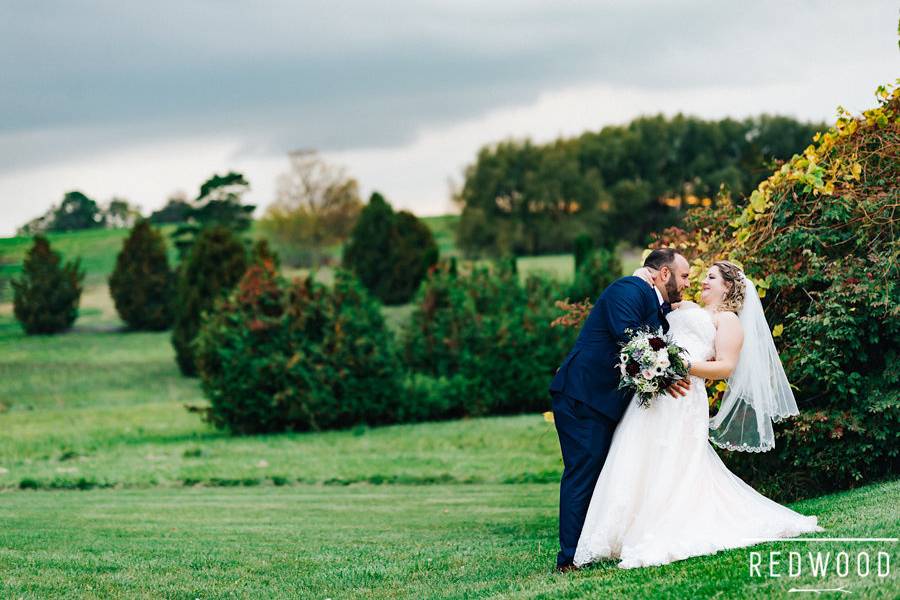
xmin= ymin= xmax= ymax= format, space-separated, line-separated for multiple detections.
xmin=548 ymin=248 xmax=692 ymax=571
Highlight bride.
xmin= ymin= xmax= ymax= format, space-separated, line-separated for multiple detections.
xmin=573 ymin=260 xmax=823 ymax=570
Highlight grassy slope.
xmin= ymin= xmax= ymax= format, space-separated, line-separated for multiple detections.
xmin=0 ymin=309 xmax=561 ymax=490
xmin=0 ymin=217 xmax=592 ymax=294
xmin=3 ymin=225 xmax=894 ymax=597
xmin=0 ymin=481 xmax=896 ymax=599
xmin=0 ymin=225 xmax=180 ymax=293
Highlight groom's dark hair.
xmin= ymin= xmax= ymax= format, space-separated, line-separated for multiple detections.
xmin=643 ymin=248 xmax=679 ymax=271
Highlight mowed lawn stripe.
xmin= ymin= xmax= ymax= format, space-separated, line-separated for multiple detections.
xmin=0 ymin=480 xmax=897 ymax=599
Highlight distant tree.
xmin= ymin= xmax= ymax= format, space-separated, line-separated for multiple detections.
xmin=343 ymin=192 xmax=439 ymax=305
xmin=109 ymin=220 xmax=174 ymax=330
xmin=457 ymin=114 xmax=823 ymax=255
xmin=49 ymin=191 xmax=105 ymax=232
xmin=343 ymin=192 xmax=394 ymax=298
xmin=12 ymin=236 xmax=84 ymax=334
xmin=149 ymin=192 xmax=192 ymax=224
xmin=171 ymin=172 xmax=255 ymax=259
xmin=17 ymin=211 xmax=54 ymax=236
xmin=258 ymin=150 xmax=363 ymax=267
xmin=103 ymin=197 xmax=142 ymax=229
xmin=171 ymin=226 xmax=248 ymax=376
xmin=388 ymin=211 xmax=440 ymax=304
xmin=17 ymin=192 xmax=140 ymax=234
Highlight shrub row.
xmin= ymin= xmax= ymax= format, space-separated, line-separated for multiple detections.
xmin=196 ymin=258 xmax=582 ymax=433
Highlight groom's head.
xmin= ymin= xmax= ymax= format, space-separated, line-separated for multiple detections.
xmin=643 ymin=248 xmax=690 ymax=303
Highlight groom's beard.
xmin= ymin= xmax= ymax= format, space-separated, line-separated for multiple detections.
xmin=665 ymin=273 xmax=682 ymax=303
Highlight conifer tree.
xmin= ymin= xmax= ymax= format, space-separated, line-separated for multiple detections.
xmin=12 ymin=236 xmax=84 ymax=334
xmin=109 ymin=220 xmax=174 ymax=330
xmin=171 ymin=226 xmax=248 ymax=375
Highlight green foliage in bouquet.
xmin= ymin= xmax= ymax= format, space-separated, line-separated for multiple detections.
xmin=109 ymin=220 xmax=174 ymax=330
xmin=402 ymin=261 xmax=577 ymax=417
xmin=650 ymin=82 xmax=900 ymax=501
xmin=12 ymin=235 xmax=85 ymax=334
xmin=195 ymin=264 xmax=404 ymax=433
xmin=171 ymin=226 xmax=248 ymax=376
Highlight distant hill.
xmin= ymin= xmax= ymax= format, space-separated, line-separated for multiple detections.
xmin=0 ymin=217 xmax=461 ymax=302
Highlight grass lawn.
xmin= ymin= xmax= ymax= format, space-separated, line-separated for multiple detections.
xmin=0 ymin=480 xmax=897 ymax=598
xmin=0 ymin=226 xmax=179 ymax=295
xmin=3 ymin=226 xmax=895 ymax=598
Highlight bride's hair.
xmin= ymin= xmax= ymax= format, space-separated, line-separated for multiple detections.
xmin=713 ymin=260 xmax=745 ymax=313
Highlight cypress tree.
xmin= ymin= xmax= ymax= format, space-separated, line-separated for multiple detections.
xmin=109 ymin=220 xmax=174 ymax=330
xmin=343 ymin=193 xmax=439 ymax=305
xmin=342 ymin=192 xmax=394 ymax=299
xmin=386 ymin=211 xmax=439 ymax=304
xmin=171 ymin=226 xmax=248 ymax=375
xmin=12 ymin=236 xmax=84 ymax=334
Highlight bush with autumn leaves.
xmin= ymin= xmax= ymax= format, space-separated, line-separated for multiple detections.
xmin=646 ymin=83 xmax=899 ymax=500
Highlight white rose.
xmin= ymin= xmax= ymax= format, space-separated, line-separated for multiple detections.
xmin=656 ymin=351 xmax=670 ymax=368
xmin=641 ymin=369 xmax=654 ymax=380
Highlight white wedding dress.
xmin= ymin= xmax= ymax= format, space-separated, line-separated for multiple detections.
xmin=573 ymin=306 xmax=823 ymax=569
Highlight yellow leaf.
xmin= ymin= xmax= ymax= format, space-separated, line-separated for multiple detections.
xmin=543 ymin=411 xmax=555 ymax=424
xmin=772 ymin=324 xmax=784 ymax=337
xmin=715 ymin=381 xmax=728 ymax=392
xmin=749 ymin=190 xmax=767 ymax=212
xmin=757 ymin=287 xmax=766 ymax=298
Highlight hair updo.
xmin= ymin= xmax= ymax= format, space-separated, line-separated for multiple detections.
xmin=712 ymin=260 xmax=745 ymax=313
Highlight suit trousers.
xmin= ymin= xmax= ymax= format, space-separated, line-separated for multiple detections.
xmin=551 ymin=391 xmax=617 ymax=568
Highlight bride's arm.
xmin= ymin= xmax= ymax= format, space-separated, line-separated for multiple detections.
xmin=688 ymin=312 xmax=744 ymax=380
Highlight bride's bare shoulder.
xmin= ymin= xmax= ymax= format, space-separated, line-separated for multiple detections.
xmin=712 ymin=309 xmax=741 ymax=329
xmin=672 ymin=300 xmax=700 ymax=310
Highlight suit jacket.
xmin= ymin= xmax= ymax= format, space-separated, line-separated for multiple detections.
xmin=549 ymin=276 xmax=668 ymax=422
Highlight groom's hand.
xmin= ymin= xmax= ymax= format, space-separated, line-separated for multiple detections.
xmin=632 ymin=267 xmax=656 ymax=286
xmin=666 ymin=378 xmax=691 ymax=397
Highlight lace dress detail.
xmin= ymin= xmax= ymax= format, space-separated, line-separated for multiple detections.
xmin=573 ymin=307 xmax=822 ymax=569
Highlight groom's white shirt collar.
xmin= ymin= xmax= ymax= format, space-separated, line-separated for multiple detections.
xmin=654 ymin=286 xmax=664 ymax=306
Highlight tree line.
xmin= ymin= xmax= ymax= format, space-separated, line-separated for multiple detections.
xmin=455 ymin=113 xmax=824 ymax=256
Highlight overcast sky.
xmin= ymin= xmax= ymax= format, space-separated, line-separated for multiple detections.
xmin=1 ymin=1 xmax=897 ymax=236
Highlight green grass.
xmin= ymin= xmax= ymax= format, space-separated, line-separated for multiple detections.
xmin=4 ymin=226 xmax=894 ymax=597
xmin=421 ymin=214 xmax=461 ymax=256
xmin=516 ymin=254 xmax=574 ymax=282
xmin=0 ymin=226 xmax=179 ymax=294
xmin=0 ymin=402 xmax=561 ymax=491
xmin=0 ymin=481 xmax=896 ymax=598
xmin=0 ymin=306 xmax=561 ymax=491
xmin=1 ymin=311 xmax=897 ymax=598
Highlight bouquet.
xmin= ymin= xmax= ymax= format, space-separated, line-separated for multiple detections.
xmin=617 ymin=326 xmax=690 ymax=408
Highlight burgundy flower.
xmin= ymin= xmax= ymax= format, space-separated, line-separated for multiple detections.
xmin=626 ymin=361 xmax=640 ymax=376
xmin=648 ymin=337 xmax=666 ymax=351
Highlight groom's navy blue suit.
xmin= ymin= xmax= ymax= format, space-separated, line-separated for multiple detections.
xmin=548 ymin=276 xmax=669 ymax=568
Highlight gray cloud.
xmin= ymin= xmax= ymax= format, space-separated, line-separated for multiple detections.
xmin=0 ymin=0 xmax=896 ymax=172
